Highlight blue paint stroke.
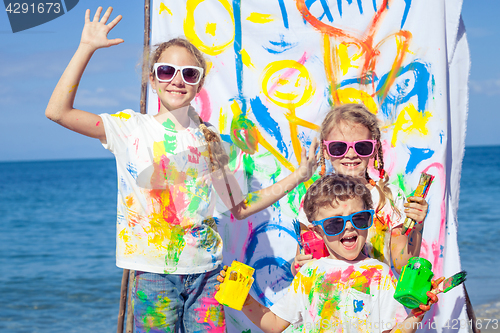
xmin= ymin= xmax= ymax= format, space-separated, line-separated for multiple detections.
xmin=232 ymin=0 xmax=247 ymax=115
xmin=250 ymin=97 xmax=288 ymax=157
xmin=401 ymin=0 xmax=412 ymax=29
xmin=305 ymin=0 xmax=334 ymax=22
xmin=126 ymin=162 xmax=138 ymax=179
xmin=277 ymin=0 xmax=289 ymax=29
xmin=263 ymin=34 xmax=298 ymax=54
xmin=405 ymin=147 xmax=435 ymax=174
xmin=245 ymin=222 xmax=297 ymax=262
xmin=338 ymin=72 xmax=377 ymax=88
xmin=372 ymin=0 xmax=377 ymax=12
xmin=353 ymin=299 xmax=364 ymax=313
xmin=356 ymin=0 xmax=363 ymax=14
xmin=377 ymin=61 xmax=432 ymax=119
xmin=250 ymin=256 xmax=294 ymax=307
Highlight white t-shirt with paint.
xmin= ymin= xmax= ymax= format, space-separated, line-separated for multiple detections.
xmin=271 ymin=258 xmax=407 ymax=332
xmin=100 ymin=109 xmax=222 ymax=274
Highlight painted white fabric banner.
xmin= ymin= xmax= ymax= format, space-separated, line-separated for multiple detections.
xmin=149 ymin=0 xmax=470 ymax=332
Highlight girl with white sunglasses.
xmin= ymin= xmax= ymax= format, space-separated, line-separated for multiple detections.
xmin=45 ymin=7 xmax=318 ymax=332
xmin=291 ymin=103 xmax=429 ymax=277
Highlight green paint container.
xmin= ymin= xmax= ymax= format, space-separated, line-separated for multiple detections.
xmin=394 ymin=257 xmax=434 ymax=309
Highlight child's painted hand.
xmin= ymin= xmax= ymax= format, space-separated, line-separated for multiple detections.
xmin=296 ymin=137 xmax=319 ymax=182
xmin=215 ymin=265 xmax=228 ymax=291
xmin=404 ymin=196 xmax=428 ymax=225
xmin=411 ymin=276 xmax=445 ymax=317
xmin=292 ymin=254 xmax=314 ymax=275
xmin=80 ymin=7 xmax=124 ymax=51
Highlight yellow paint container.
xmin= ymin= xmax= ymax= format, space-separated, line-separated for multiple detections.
xmin=214 ymin=261 xmax=255 ymax=310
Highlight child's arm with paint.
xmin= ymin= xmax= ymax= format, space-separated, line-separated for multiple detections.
xmin=216 ymin=267 xmax=291 ymax=333
xmin=390 ymin=195 xmax=428 ymax=273
xmin=46 ymin=7 xmax=123 ymax=142
xmin=384 ymin=276 xmax=444 ymax=333
xmin=212 ymin=138 xmax=319 ymax=220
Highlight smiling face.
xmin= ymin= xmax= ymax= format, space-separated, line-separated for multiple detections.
xmin=150 ymin=45 xmax=202 ymax=113
xmin=325 ymin=120 xmax=375 ymax=178
xmin=313 ymin=197 xmax=368 ymax=261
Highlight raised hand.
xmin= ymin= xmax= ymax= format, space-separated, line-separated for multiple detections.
xmin=80 ymin=7 xmax=123 ymax=51
xmin=296 ymin=137 xmax=319 ymax=182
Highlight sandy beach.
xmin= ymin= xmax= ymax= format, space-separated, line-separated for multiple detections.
xmin=473 ymin=301 xmax=500 ymax=332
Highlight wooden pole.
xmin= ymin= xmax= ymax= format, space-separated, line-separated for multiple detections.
xmin=119 ymin=2 xmax=151 ymax=332
xmin=140 ymin=0 xmax=151 ymax=115
xmin=125 ymin=270 xmax=135 ymax=333
xmin=117 ymin=269 xmax=130 ymax=333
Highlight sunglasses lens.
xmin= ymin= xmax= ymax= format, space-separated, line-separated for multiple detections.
xmin=157 ymin=65 xmax=176 ymax=81
xmin=182 ymin=67 xmax=201 ymax=84
xmin=354 ymin=141 xmax=374 ymax=156
xmin=328 ymin=142 xmax=348 ymax=157
xmin=323 ymin=218 xmax=345 ymax=235
xmin=352 ymin=211 xmax=372 ymax=229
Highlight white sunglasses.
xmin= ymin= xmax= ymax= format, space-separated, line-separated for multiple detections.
xmin=153 ymin=63 xmax=204 ymax=85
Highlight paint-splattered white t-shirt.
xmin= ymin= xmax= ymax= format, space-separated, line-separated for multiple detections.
xmin=100 ymin=109 xmax=222 ymax=274
xmin=299 ymin=184 xmax=406 ymax=269
xmin=271 ymin=258 xmax=407 ymax=333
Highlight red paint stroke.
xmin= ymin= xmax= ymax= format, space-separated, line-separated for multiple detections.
xmin=295 ymin=0 xmax=411 ymax=102
xmin=193 ymin=296 xmax=226 ymax=333
xmin=96 ymin=121 xmax=100 ymax=126
xmin=196 ymin=88 xmax=212 ymax=122
xmin=420 ymin=162 xmax=446 ymax=276
xmin=188 ymin=146 xmax=201 ymax=164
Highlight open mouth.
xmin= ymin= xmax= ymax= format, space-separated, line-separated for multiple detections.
xmin=341 ymin=235 xmax=358 ymax=248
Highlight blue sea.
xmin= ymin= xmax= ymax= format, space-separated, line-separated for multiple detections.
xmin=1 ymin=146 xmax=499 ymax=332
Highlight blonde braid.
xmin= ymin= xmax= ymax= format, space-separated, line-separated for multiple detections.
xmin=319 ymin=139 xmax=327 ymax=176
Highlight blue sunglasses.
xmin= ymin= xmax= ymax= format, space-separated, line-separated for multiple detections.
xmin=312 ymin=210 xmax=374 ymax=236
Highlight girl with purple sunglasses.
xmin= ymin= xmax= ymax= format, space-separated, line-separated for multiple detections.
xmin=291 ymin=103 xmax=428 ymax=276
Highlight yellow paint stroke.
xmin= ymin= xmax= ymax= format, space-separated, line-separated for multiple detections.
xmin=261 ymin=59 xmax=314 ymax=109
xmin=338 ymin=42 xmax=361 ymax=76
xmin=219 ymin=107 xmax=227 ymax=133
xmin=69 ymin=84 xmax=78 ymax=93
xmin=205 ymin=22 xmax=216 ymax=36
xmin=332 ymin=88 xmax=378 ymax=114
xmin=246 ymin=12 xmax=274 ymax=23
xmin=241 ymin=49 xmax=255 ymax=69
xmin=111 ymin=112 xmax=131 ymax=120
xmin=159 ymin=2 xmax=172 ymax=15
xmin=206 ymin=60 xmax=213 ymax=76
xmin=391 ymin=103 xmax=432 ymax=147
xmin=184 ymin=0 xmax=235 ymax=55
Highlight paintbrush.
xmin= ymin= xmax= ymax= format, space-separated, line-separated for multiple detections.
xmin=432 ymin=270 xmax=467 ymax=295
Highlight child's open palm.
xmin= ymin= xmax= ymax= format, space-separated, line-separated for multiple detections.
xmin=81 ymin=7 xmax=123 ymax=51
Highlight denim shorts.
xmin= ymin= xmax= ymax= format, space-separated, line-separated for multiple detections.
xmin=133 ymin=266 xmax=226 ymax=333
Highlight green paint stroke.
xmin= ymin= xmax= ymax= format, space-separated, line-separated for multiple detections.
xmin=162 ymin=118 xmax=177 ymax=132
xmin=165 ymin=225 xmax=186 ymax=268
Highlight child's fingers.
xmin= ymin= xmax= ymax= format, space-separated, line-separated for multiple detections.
xmin=407 ymin=196 xmax=426 ymax=204
xmin=426 ymin=291 xmax=439 ymax=304
xmin=108 ymin=38 xmax=124 ymax=47
xmin=215 ymin=284 xmax=220 ymax=291
xmin=85 ymin=9 xmax=91 ymax=23
xmin=93 ymin=6 xmax=103 ymax=22
xmin=100 ymin=6 xmax=113 ymax=24
xmin=309 ymin=138 xmax=318 ymax=161
xmin=431 ymin=276 xmax=445 ymax=289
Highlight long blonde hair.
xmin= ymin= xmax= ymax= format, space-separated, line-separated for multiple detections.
xmin=318 ymin=103 xmax=396 ymax=214
xmin=148 ymin=38 xmax=226 ymax=171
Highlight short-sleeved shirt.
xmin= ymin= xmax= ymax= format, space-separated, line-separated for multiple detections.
xmin=100 ymin=109 xmax=222 ymax=274
xmin=271 ymin=258 xmax=407 ymax=332
xmin=298 ymin=184 xmax=406 ymax=269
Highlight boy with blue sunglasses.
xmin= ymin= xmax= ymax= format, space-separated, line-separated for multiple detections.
xmin=217 ymin=174 xmax=439 ymax=333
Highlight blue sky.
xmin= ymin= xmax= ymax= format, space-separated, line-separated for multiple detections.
xmin=0 ymin=0 xmax=497 ymax=162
